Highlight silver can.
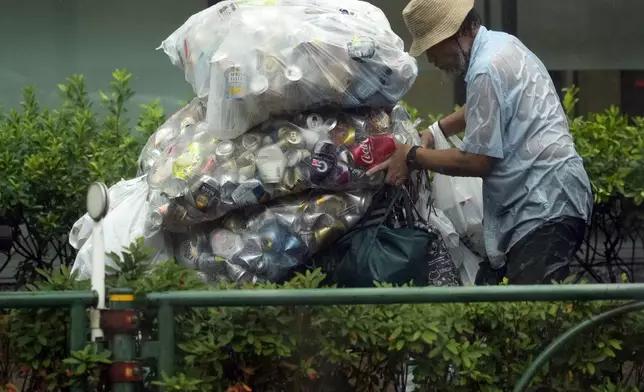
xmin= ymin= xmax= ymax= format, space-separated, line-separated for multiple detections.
xmin=250 ymin=75 xmax=269 ymax=96
xmin=180 ymin=117 xmax=197 ymax=129
xmin=241 ymin=133 xmax=262 ymax=152
xmin=284 ymin=130 xmax=304 ymax=149
xmin=393 ymin=132 xmax=410 ymax=145
xmin=284 ymin=149 xmax=310 ymax=167
xmin=236 ymin=150 xmax=257 ymax=180
xmin=187 ymin=175 xmax=221 ymax=212
xmin=282 ymin=167 xmax=305 ymax=191
xmin=209 ymin=229 xmax=244 ymax=260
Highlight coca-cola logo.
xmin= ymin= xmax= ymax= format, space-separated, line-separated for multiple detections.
xmin=359 ymin=140 xmax=374 ymax=165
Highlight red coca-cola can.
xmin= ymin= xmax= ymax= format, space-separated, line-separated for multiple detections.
xmin=349 ymin=135 xmax=396 ymax=169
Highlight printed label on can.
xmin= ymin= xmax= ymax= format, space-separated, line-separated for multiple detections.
xmin=225 ymin=67 xmax=244 ymax=99
xmin=217 ymin=2 xmax=238 ymax=20
xmin=172 ymin=143 xmax=201 ymax=179
xmin=231 ymin=183 xmax=261 ymax=206
xmin=193 ymin=181 xmax=220 ymax=211
xmin=211 ymin=230 xmax=242 ymax=259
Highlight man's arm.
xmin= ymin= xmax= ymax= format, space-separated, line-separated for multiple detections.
xmin=422 ymin=106 xmax=465 ymax=148
xmin=413 ymin=147 xmax=493 ymax=177
xmin=437 ymin=105 xmax=466 ymax=137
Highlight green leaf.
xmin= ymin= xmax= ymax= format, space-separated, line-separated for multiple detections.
xmin=75 ymin=363 xmax=87 ymax=375
xmin=390 ymin=326 xmax=402 ymax=341
xmin=395 ymin=340 xmax=405 ymax=351
xmin=421 ymin=331 xmax=437 ymax=344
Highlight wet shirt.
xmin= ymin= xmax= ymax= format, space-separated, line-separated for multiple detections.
xmin=461 ymin=26 xmax=593 ymax=268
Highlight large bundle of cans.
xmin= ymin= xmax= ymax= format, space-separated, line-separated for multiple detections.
xmin=70 ymin=0 xmax=426 ymax=284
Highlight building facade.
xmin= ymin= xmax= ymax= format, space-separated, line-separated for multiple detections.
xmin=1 ymin=1 xmax=643 ymax=117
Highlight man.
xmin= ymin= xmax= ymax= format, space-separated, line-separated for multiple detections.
xmin=367 ymin=0 xmax=593 ymax=284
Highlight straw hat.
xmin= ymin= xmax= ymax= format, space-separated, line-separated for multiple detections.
xmin=403 ymin=0 xmax=475 ymax=57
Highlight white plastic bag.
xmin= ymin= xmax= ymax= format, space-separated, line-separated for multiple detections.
xmin=69 ymin=176 xmax=146 ymax=250
xmin=430 ymin=126 xmax=485 ymax=256
xmin=429 ymin=207 xmax=460 ymax=249
xmin=70 ymin=176 xmax=172 ymax=281
xmin=448 ymin=241 xmax=482 ymax=286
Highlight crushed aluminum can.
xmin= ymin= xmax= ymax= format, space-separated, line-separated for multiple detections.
xmin=256 ymin=219 xmax=287 ymax=252
xmin=313 ymin=218 xmax=346 ymax=250
xmin=258 ymin=252 xmax=298 ymax=282
xmin=180 ymin=116 xmax=197 ymax=129
xmin=282 ymin=167 xmax=306 ymax=191
xmin=284 ymin=149 xmax=305 ymax=167
xmin=187 ymin=175 xmax=221 ymax=212
xmin=215 ymin=141 xmax=236 ymax=162
xmin=330 ymin=126 xmax=356 ymax=146
xmin=222 ymin=213 xmax=247 ymax=234
xmin=236 ymin=151 xmax=257 ymax=181
xmin=270 ymin=205 xmax=301 ymax=227
xmin=231 ymin=179 xmax=269 ymax=206
xmin=344 ymin=192 xmax=373 ymax=215
xmin=393 ymin=132 xmax=410 ymax=145
xmin=310 ymin=194 xmax=348 ymax=217
xmin=226 ymin=262 xmax=259 ymax=284
xmin=283 ymin=234 xmax=307 ymax=258
xmin=337 ymin=148 xmax=354 ymax=165
xmin=240 ymin=133 xmax=262 ymax=152
xmin=210 ymin=229 xmax=244 ymax=260
xmin=340 ymin=212 xmax=362 ymax=228
xmin=233 ymin=238 xmax=264 ymax=272
xmin=285 ymin=129 xmax=304 ymax=149
xmin=368 ymin=109 xmax=391 ymax=135
xmin=138 ymin=148 xmax=163 ymax=175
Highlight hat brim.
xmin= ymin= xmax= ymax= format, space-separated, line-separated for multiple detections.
xmin=409 ymin=33 xmax=449 ymax=57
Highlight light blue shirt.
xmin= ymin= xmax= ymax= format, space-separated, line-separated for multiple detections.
xmin=461 ymin=26 xmax=593 ymax=268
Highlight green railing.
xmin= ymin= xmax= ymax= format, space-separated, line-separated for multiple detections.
xmin=2 ymin=284 xmax=644 ymax=391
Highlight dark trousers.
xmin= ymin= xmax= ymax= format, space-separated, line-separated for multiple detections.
xmin=475 ymin=216 xmax=587 ymax=285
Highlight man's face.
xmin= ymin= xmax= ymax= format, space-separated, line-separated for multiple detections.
xmin=425 ymin=38 xmax=468 ymax=76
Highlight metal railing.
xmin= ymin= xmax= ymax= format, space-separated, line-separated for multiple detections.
xmin=2 ymin=182 xmax=644 ymax=392
xmin=2 ymin=285 xmax=644 ymax=391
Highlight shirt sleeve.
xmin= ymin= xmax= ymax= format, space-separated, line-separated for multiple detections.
xmin=460 ymin=73 xmax=505 ymax=159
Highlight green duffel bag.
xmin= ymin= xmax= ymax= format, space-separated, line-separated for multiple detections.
xmin=312 ymin=187 xmax=461 ymax=288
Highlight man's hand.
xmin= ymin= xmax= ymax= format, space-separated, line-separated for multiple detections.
xmin=366 ymin=142 xmax=412 ymax=187
xmin=420 ymin=130 xmax=435 ymax=148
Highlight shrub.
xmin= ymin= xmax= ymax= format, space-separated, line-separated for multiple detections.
xmin=0 ymin=70 xmax=165 ymax=284
xmin=5 ymin=239 xmax=644 ymax=392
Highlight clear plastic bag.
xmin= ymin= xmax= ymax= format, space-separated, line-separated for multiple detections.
xmin=145 ymin=106 xmax=417 ymax=232
xmin=159 ymin=0 xmax=417 ymax=139
xmin=137 ymin=98 xmax=207 ymax=177
xmin=70 ymin=177 xmax=173 ymax=281
xmin=430 ymin=126 xmax=486 ymax=256
xmin=171 ymin=190 xmax=373 ymax=283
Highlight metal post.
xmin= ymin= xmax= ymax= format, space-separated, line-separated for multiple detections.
xmin=69 ymin=301 xmax=88 ymax=392
xmin=157 ymin=301 xmax=175 ymax=390
xmin=109 ymin=289 xmax=137 ymax=392
xmin=87 ymin=182 xmax=109 ymax=342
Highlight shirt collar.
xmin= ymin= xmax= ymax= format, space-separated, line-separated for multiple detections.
xmin=466 ymin=25 xmax=488 ymax=78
